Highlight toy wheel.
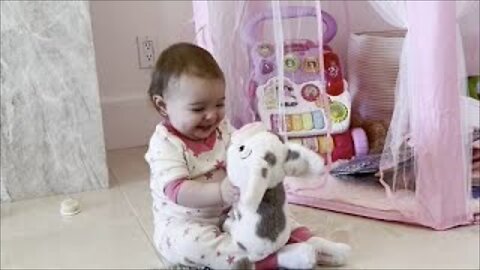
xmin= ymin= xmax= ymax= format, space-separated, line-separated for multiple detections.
xmin=351 ymin=127 xmax=369 ymax=157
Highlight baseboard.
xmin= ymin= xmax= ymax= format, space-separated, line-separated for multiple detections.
xmin=100 ymin=95 xmax=160 ymax=150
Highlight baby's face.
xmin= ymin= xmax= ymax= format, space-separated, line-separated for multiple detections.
xmin=164 ymin=74 xmax=225 ymax=140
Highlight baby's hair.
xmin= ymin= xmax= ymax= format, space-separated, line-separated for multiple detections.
xmin=148 ymin=43 xmax=224 ymax=110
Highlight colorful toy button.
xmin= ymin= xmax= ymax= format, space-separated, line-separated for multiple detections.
xmin=291 ymin=114 xmax=303 ymax=131
xmin=260 ymin=60 xmax=275 ymax=75
xmin=303 ymin=57 xmax=320 ymax=73
xmin=318 ymin=135 xmax=334 ymax=154
xmin=301 ymin=113 xmax=314 ymax=130
xmin=284 ymin=54 xmax=299 ymax=72
xmin=329 ymin=101 xmax=348 ymax=123
xmin=312 ymin=111 xmax=325 ymax=129
xmin=301 ymin=84 xmax=321 ymax=102
xmin=257 ymin=43 xmax=274 ymax=58
xmin=285 ymin=115 xmax=293 ymax=131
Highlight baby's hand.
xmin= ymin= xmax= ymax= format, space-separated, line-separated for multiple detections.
xmin=220 ymin=178 xmax=240 ymax=205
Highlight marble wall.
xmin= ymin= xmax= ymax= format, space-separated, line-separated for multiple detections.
xmin=1 ymin=1 xmax=108 ymax=202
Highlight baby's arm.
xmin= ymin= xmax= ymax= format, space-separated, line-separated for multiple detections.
xmin=173 ymin=119 xmax=239 ymax=208
xmin=176 ymin=180 xmax=220 ymax=207
xmin=166 ymin=177 xmax=238 ymax=208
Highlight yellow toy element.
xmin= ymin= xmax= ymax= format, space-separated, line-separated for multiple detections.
xmin=292 ymin=114 xmax=303 ymax=131
xmin=286 ymin=115 xmax=293 ymax=131
xmin=302 ymin=113 xmax=314 ymax=130
xmin=303 ymin=57 xmax=320 ymax=73
xmin=318 ymin=135 xmax=334 ymax=154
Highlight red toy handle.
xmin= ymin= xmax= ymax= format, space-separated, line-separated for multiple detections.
xmin=324 ymin=51 xmax=344 ymax=96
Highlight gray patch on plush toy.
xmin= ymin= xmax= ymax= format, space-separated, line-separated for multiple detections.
xmin=236 ymin=209 xmax=242 ymax=220
xmin=286 ymin=149 xmax=300 ymax=161
xmin=261 ymin=168 xmax=268 ymax=178
xmin=255 ymin=183 xmax=286 ymax=241
xmin=232 ymin=258 xmax=253 ymax=270
xmin=264 ymin=152 xmax=277 ymax=166
xmin=237 ymin=241 xmax=247 ymax=251
xmin=183 ymin=257 xmax=195 ymax=265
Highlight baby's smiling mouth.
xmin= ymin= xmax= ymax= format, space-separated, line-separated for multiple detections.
xmin=198 ymin=125 xmax=213 ymax=131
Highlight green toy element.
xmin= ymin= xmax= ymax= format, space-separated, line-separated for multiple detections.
xmin=468 ymin=76 xmax=479 ymax=100
xmin=330 ymin=101 xmax=348 ymax=123
xmin=284 ymin=54 xmax=300 ymax=72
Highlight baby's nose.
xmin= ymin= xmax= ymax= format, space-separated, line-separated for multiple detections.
xmin=205 ymin=110 xmax=217 ymax=122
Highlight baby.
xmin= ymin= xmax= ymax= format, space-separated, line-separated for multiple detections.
xmin=145 ymin=43 xmax=350 ymax=269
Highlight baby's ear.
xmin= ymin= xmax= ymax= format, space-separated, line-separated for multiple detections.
xmin=152 ymin=95 xmax=167 ymax=116
xmin=283 ymin=143 xmax=325 ymax=176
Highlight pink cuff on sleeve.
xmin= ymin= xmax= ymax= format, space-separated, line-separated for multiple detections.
xmin=287 ymin=226 xmax=313 ymax=244
xmin=164 ymin=179 xmax=186 ymax=203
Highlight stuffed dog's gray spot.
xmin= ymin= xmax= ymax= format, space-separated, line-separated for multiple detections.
xmin=237 ymin=241 xmax=247 ymax=251
xmin=261 ymin=168 xmax=268 ymax=178
xmin=232 ymin=258 xmax=253 ymax=270
xmin=255 ymin=183 xmax=286 ymax=242
xmin=286 ymin=149 xmax=300 ymax=161
xmin=264 ymin=152 xmax=277 ymax=166
xmin=183 ymin=257 xmax=195 ymax=265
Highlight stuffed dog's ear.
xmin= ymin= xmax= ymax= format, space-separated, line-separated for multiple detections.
xmin=283 ymin=143 xmax=325 ymax=176
xmin=242 ymin=158 xmax=270 ymax=210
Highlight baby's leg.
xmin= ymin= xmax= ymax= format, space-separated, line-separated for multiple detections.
xmin=288 ymin=220 xmax=351 ymax=266
xmin=156 ymin=218 xmax=317 ymax=269
xmin=156 ymin=219 xmax=253 ymax=269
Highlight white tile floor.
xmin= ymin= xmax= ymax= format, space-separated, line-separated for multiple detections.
xmin=1 ymin=146 xmax=479 ymax=269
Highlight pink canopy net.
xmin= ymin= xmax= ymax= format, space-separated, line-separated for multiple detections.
xmin=193 ymin=0 xmax=480 ymax=230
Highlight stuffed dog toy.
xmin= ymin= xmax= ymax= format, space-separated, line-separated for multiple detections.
xmin=222 ymin=122 xmax=340 ymax=265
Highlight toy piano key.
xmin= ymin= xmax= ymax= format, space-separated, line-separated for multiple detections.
xmin=302 ymin=113 xmax=314 ymax=130
xmin=292 ymin=114 xmax=303 ymax=131
xmin=312 ymin=111 xmax=325 ymax=130
xmin=285 ymin=115 xmax=293 ymax=131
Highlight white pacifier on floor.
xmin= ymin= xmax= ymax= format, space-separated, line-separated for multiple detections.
xmin=60 ymin=198 xmax=81 ymax=216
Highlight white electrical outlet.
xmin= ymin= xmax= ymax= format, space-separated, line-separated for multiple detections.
xmin=136 ymin=36 xmax=155 ymax=69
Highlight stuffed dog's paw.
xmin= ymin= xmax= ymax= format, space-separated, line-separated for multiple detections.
xmin=308 ymin=237 xmax=351 ymax=266
xmin=277 ymin=243 xmax=316 ymax=269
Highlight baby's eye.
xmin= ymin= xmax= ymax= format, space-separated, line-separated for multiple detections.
xmin=216 ymin=103 xmax=225 ymax=108
xmin=191 ymin=108 xmax=205 ymax=112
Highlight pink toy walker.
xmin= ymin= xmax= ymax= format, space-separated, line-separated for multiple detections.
xmin=243 ymin=6 xmax=368 ymax=161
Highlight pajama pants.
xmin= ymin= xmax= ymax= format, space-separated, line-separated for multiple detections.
xmin=153 ymin=215 xmax=312 ymax=269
